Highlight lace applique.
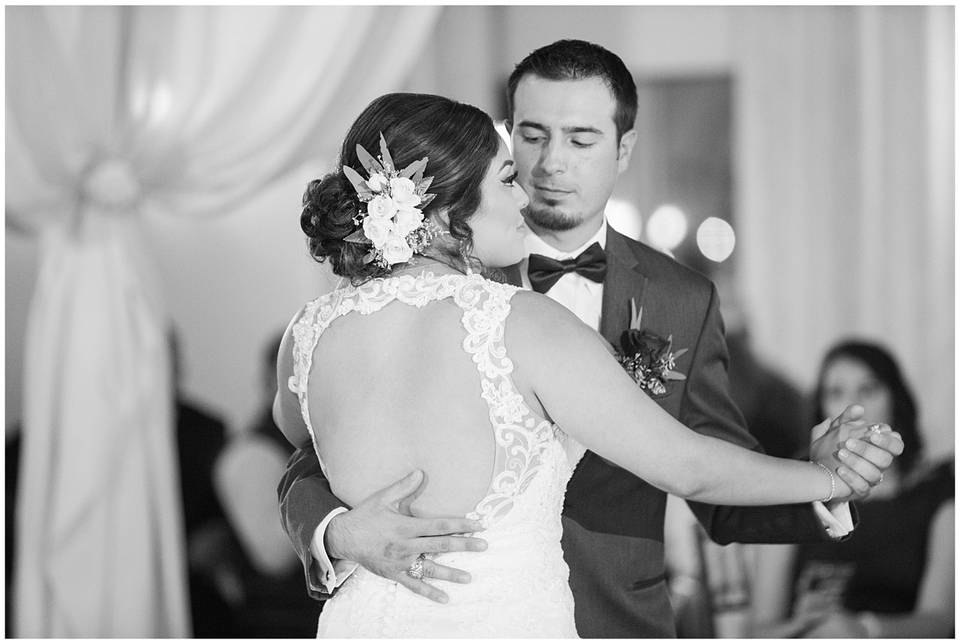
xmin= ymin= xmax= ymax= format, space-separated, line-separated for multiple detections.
xmin=455 ymin=281 xmax=558 ymax=527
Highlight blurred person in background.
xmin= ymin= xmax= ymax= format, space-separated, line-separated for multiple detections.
xmin=214 ymin=332 xmax=321 ymax=637
xmin=749 ymin=340 xmax=954 ymax=638
xmin=7 ymin=427 xmax=23 ymax=637
xmin=169 ymin=329 xmax=244 ymax=637
xmin=725 ymin=331 xmax=808 ymax=460
xmin=717 ymin=272 xmax=809 ymax=459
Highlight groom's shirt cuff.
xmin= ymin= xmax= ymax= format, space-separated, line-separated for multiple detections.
xmin=311 ymin=507 xmax=359 ymax=593
xmin=812 ymin=500 xmax=854 ymax=539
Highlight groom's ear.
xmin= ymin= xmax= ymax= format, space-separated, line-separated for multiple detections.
xmin=616 ymin=129 xmax=638 ymax=175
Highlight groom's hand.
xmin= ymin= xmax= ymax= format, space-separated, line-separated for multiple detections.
xmin=809 ymin=404 xmax=904 ymax=499
xmin=324 ymin=469 xmax=488 ymax=603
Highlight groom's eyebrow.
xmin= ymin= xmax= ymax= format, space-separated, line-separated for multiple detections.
xmin=563 ymin=126 xmax=604 ymax=135
xmin=515 ymin=121 xmax=603 ymax=135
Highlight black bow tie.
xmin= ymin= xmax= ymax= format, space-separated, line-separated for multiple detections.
xmin=527 ymin=242 xmax=607 ymax=294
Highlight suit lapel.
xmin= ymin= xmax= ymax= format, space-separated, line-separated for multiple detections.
xmin=600 ymin=228 xmax=649 ymax=345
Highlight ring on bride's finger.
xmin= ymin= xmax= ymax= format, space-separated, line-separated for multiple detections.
xmin=869 ymin=423 xmax=883 ymax=434
xmin=878 ymin=471 xmax=884 ymax=483
xmin=407 ymin=554 xmax=426 ymax=580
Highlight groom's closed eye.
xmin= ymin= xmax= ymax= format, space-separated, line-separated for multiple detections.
xmin=570 ymin=136 xmax=598 ymax=148
xmin=516 ymin=123 xmax=547 ymax=144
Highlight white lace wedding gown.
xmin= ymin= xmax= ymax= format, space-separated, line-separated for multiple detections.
xmin=288 ymin=272 xmax=585 ymax=638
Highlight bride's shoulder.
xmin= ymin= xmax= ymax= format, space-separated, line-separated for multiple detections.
xmin=507 ymin=290 xmax=601 ymax=348
xmin=509 ymin=289 xmax=573 ymax=316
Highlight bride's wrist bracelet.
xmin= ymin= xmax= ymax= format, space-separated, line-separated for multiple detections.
xmin=809 ymin=460 xmax=836 ymax=502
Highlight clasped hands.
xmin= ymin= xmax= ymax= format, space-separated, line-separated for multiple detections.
xmin=324 ymin=404 xmax=904 ymax=603
xmin=809 ymin=404 xmax=904 ymax=501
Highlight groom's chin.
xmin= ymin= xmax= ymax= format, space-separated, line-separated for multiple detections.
xmin=524 ymin=204 xmax=582 ymax=232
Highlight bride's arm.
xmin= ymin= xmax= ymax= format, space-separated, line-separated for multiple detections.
xmin=274 ymin=315 xmax=312 ymax=449
xmin=508 ymin=292 xmax=857 ymax=506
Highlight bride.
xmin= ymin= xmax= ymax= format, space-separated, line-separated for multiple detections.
xmin=273 ymin=92 xmax=894 ymax=638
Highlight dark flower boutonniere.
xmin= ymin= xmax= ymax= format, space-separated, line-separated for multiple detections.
xmin=616 ymin=299 xmax=688 ymax=397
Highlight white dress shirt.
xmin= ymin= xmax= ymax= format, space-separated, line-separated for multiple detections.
xmin=521 ymin=219 xmax=608 ymax=331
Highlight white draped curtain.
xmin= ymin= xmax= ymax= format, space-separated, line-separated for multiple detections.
xmin=733 ymin=6 xmax=954 ymax=453
xmin=6 ymin=6 xmax=439 ymax=636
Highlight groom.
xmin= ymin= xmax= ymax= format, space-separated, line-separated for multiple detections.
xmin=277 ymin=40 xmax=903 ymax=637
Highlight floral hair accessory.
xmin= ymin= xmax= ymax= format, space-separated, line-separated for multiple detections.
xmin=341 ymin=133 xmax=443 ymax=269
xmin=616 ymin=299 xmax=688 ymax=397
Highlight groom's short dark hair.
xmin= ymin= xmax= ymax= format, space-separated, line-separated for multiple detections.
xmin=507 ymin=39 xmax=638 ymax=141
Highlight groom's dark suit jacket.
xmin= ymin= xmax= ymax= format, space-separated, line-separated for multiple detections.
xmin=277 ymin=227 xmax=843 ymax=638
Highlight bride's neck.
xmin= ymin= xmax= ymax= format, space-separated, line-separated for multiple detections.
xmin=389 ymin=254 xmax=464 ymax=278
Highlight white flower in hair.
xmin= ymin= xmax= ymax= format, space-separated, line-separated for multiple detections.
xmin=382 ymin=231 xmax=414 ymax=265
xmin=341 ymin=132 xmax=442 ymax=270
xmin=362 ymin=215 xmax=392 ymax=247
xmin=390 ymin=177 xmax=420 ymax=208
xmin=367 ymin=194 xmax=398 ymax=220
xmin=394 ymin=207 xmax=424 ymax=237
xmin=367 ymin=173 xmax=389 ymax=193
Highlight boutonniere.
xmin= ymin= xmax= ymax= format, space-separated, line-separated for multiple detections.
xmin=615 ymin=299 xmax=688 ymax=398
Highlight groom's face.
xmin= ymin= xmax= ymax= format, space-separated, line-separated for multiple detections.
xmin=510 ymin=75 xmax=636 ymax=234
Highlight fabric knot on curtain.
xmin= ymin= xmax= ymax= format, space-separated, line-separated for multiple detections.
xmin=81 ymin=158 xmax=143 ymax=211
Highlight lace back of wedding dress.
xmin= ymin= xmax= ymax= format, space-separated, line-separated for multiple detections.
xmin=287 ymin=272 xmax=582 ymax=638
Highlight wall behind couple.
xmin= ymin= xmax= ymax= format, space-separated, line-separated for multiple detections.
xmin=5 ymin=5 xmax=953 ymax=637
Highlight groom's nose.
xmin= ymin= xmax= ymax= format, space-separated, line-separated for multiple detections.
xmin=537 ymin=139 xmax=568 ymax=175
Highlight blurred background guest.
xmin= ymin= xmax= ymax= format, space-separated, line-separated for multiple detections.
xmin=725 ymin=331 xmax=808 ymax=460
xmin=214 ymin=331 xmax=321 ymax=637
xmin=170 ymin=329 xmax=244 ymax=637
xmin=749 ymin=340 xmax=954 ymax=638
xmin=6 ymin=427 xmax=24 ymax=637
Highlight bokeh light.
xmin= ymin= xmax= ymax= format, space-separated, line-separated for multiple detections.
xmin=696 ymin=217 xmax=736 ymax=262
xmin=645 ymin=204 xmax=688 ymax=250
xmin=604 ymin=198 xmax=642 ymax=240
xmin=130 ymin=81 xmax=173 ymax=125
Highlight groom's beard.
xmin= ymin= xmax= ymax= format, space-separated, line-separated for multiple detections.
xmin=522 ymin=203 xmax=584 ymax=232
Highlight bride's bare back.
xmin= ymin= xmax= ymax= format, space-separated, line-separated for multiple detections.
xmin=311 ymin=296 xmax=496 ymax=517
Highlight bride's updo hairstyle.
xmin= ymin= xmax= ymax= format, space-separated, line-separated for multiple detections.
xmin=301 ymin=93 xmax=502 ymax=283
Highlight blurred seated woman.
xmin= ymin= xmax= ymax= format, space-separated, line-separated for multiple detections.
xmin=749 ymin=340 xmax=954 ymax=638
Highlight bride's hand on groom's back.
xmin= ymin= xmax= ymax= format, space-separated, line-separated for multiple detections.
xmin=324 ymin=469 xmax=489 ymax=603
xmin=808 ymin=404 xmax=904 ymax=500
